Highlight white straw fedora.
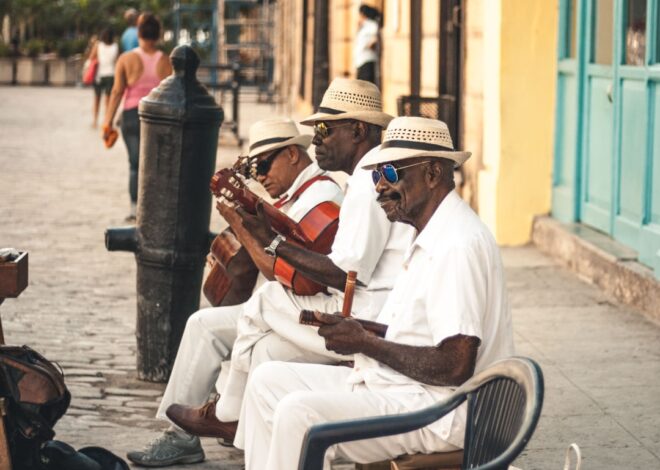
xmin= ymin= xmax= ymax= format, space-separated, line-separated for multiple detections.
xmin=361 ymin=116 xmax=471 ymax=169
xmin=248 ymin=118 xmax=312 ymax=158
xmin=300 ymin=78 xmax=394 ymax=128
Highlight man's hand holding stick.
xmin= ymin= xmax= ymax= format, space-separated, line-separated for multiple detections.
xmin=299 ymin=271 xmax=388 ymax=347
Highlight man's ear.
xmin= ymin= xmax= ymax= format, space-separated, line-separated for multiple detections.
xmin=287 ymin=145 xmax=300 ymax=164
xmin=426 ymin=161 xmax=444 ymax=188
xmin=353 ymin=121 xmax=368 ymax=142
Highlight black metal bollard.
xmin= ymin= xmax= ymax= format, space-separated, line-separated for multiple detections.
xmin=105 ymin=45 xmax=224 ymax=382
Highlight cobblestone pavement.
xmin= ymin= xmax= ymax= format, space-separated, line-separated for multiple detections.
xmin=1 ymin=87 xmax=660 ymax=470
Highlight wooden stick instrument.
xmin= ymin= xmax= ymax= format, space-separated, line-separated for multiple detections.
xmin=341 ymin=270 xmax=357 ymax=317
xmin=299 ymin=310 xmax=388 ymax=338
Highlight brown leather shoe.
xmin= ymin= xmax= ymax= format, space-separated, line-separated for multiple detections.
xmin=166 ymin=399 xmax=238 ymax=441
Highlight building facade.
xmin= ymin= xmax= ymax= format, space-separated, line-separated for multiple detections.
xmin=270 ymin=0 xmax=660 ymax=279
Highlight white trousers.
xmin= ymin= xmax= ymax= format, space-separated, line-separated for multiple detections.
xmin=239 ymin=362 xmax=460 ymax=470
xmin=156 ymin=297 xmax=350 ymax=426
xmin=156 ymin=305 xmax=241 ymax=422
xmin=216 ymin=280 xmax=383 ymax=422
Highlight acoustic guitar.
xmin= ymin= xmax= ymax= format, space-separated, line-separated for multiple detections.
xmin=202 ymin=230 xmax=259 ymax=307
xmin=203 ymin=158 xmax=260 ymax=307
xmin=209 ymin=168 xmax=340 ymax=296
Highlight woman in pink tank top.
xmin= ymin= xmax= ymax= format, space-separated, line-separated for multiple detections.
xmin=102 ymin=13 xmax=172 ymax=221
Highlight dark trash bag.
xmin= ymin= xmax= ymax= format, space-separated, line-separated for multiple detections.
xmin=39 ymin=441 xmax=129 ymax=470
xmin=0 ymin=345 xmax=71 ymax=469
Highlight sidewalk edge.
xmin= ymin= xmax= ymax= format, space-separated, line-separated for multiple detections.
xmin=532 ymin=215 xmax=660 ymax=325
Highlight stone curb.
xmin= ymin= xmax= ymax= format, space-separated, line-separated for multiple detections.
xmin=532 ymin=215 xmax=660 ymax=325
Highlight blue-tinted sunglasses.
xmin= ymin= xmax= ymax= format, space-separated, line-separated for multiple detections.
xmin=371 ymin=161 xmax=431 ymax=185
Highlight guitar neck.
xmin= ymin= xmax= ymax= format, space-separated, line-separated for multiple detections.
xmin=258 ymin=201 xmax=310 ymax=245
xmin=211 ymin=169 xmax=311 ymax=245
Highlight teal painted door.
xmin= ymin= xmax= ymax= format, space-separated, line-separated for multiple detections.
xmin=581 ymin=0 xmax=615 ymax=233
xmin=553 ymin=0 xmax=660 ymax=277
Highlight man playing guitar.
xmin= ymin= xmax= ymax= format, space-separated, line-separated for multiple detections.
xmin=162 ymin=79 xmax=416 ymax=462
xmin=127 ymin=118 xmax=343 ymax=467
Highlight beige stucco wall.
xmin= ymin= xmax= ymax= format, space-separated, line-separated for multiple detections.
xmin=329 ymin=0 xmax=354 ymax=79
xmin=380 ymin=0 xmax=410 ymax=115
xmin=461 ymin=0 xmax=485 ymax=211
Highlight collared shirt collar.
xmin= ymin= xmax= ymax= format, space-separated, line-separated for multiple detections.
xmin=277 ymin=162 xmax=325 ymax=205
xmin=402 ymin=189 xmax=462 ymax=265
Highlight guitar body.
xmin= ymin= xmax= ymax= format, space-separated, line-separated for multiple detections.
xmin=203 ymin=230 xmax=259 ymax=307
xmin=210 ymin=169 xmax=341 ymax=296
xmin=273 ymin=201 xmax=340 ymax=295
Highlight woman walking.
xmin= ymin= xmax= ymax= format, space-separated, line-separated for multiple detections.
xmin=103 ymin=13 xmax=172 ymax=222
xmin=89 ymin=28 xmax=118 ymax=128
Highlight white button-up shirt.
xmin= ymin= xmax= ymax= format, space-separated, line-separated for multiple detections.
xmin=348 ymin=190 xmax=515 ymax=448
xmin=328 ymin=147 xmax=416 ymax=314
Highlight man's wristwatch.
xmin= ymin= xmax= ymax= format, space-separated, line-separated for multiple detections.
xmin=264 ymin=234 xmax=286 ymax=257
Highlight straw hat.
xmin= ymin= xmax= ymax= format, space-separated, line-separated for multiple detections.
xmin=361 ymin=116 xmax=471 ymax=169
xmin=248 ymin=118 xmax=312 ymax=158
xmin=300 ymin=78 xmax=393 ymax=128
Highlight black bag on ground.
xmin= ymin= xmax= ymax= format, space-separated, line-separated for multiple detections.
xmin=0 ymin=345 xmax=71 ymax=469
xmin=39 ymin=440 xmax=129 ymax=470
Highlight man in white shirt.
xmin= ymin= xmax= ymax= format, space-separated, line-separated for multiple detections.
xmin=164 ymin=79 xmax=416 ymax=450
xmin=127 ymin=118 xmax=344 ymax=467
xmin=238 ymin=117 xmax=515 ymax=469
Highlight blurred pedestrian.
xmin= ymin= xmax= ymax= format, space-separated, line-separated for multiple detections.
xmin=353 ymin=4 xmax=380 ymax=84
xmin=89 ymin=28 xmax=118 ymax=128
xmin=120 ymin=8 xmax=139 ymax=52
xmin=10 ymin=32 xmax=20 ymax=57
xmin=102 ymin=13 xmax=172 ymax=222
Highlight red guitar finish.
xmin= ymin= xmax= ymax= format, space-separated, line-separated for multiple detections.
xmin=210 ymin=169 xmax=340 ymax=295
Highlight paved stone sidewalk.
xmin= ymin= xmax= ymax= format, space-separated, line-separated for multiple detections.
xmin=1 ymin=87 xmax=659 ymax=469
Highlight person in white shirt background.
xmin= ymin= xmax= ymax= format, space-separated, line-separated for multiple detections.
xmin=354 ymin=4 xmax=381 ymax=84
xmin=88 ymin=28 xmax=118 ymax=129
xmin=238 ymin=116 xmax=515 ymax=470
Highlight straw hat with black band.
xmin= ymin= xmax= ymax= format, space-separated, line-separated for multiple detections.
xmin=248 ymin=118 xmax=312 ymax=158
xmin=360 ymin=116 xmax=471 ymax=169
xmin=300 ymin=78 xmax=393 ymax=128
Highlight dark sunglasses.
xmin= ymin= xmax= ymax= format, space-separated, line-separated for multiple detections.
xmin=251 ymin=147 xmax=286 ymax=177
xmin=313 ymin=121 xmax=354 ymax=139
xmin=372 ymin=161 xmax=432 ymax=185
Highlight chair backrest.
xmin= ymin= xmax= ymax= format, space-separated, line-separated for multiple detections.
xmin=460 ymin=357 xmax=544 ymax=469
xmin=297 ymin=357 xmax=543 ymax=470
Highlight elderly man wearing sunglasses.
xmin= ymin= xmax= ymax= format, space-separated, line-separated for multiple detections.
xmin=161 ymin=78 xmax=416 ymax=454
xmin=127 ymin=118 xmax=344 ymax=468
xmin=237 ymin=116 xmax=514 ymax=470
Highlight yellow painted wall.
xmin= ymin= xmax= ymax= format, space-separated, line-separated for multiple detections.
xmin=478 ymin=0 xmax=558 ymax=245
